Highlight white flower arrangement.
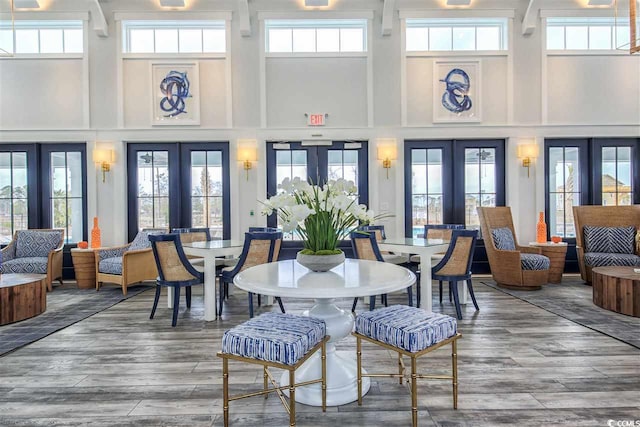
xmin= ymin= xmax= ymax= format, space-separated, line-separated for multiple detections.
xmin=261 ymin=177 xmax=377 ymax=254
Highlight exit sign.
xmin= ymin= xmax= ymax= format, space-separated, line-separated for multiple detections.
xmin=307 ymin=114 xmax=326 ymax=126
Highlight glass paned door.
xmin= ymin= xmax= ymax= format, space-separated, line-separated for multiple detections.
xmin=0 ymin=152 xmax=29 ymax=244
xmin=50 ymin=151 xmax=84 ymax=243
xmin=593 ymin=139 xmax=639 ymax=206
xmin=410 ymin=148 xmax=445 ymax=238
xmin=266 ymin=141 xmax=368 ymax=232
xmin=182 ymin=143 xmax=230 ymax=240
xmin=136 ymin=151 xmax=170 ymax=230
xmin=601 ymin=146 xmax=633 ymax=205
xmin=548 ymin=146 xmax=582 ymax=237
xmin=463 ymin=148 xmax=497 ymax=230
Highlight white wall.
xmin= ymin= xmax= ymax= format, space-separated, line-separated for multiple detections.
xmin=0 ymin=0 xmax=639 ymax=246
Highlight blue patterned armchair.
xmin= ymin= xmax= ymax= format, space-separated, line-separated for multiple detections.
xmin=95 ymin=229 xmax=166 ymax=295
xmin=1 ymin=229 xmax=65 ymax=291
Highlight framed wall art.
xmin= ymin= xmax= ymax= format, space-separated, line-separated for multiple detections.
xmin=432 ymin=60 xmax=481 ymax=123
xmin=151 ymin=62 xmax=200 ymax=126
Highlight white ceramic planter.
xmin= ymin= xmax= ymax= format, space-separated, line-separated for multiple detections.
xmin=296 ymin=251 xmax=345 ymax=272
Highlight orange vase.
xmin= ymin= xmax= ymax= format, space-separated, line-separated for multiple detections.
xmin=536 ymin=211 xmax=547 ymax=244
xmin=91 ymin=217 xmax=101 ymax=249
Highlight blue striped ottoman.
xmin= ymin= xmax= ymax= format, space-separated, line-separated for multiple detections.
xmin=219 ymin=312 xmax=328 ymax=427
xmin=353 ymin=305 xmax=461 ymax=427
xmin=355 ymin=305 xmax=457 ymax=352
xmin=221 ymin=312 xmax=326 ymax=365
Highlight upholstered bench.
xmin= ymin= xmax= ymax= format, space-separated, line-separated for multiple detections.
xmin=218 ymin=313 xmax=328 ymax=427
xmin=353 ymin=305 xmax=461 ymax=427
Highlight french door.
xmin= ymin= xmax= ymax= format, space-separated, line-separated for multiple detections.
xmin=265 ymin=141 xmax=369 ymax=230
xmin=126 ymin=142 xmax=230 ymax=241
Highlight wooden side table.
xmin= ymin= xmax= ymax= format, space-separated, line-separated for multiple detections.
xmin=0 ymin=274 xmax=47 ymax=325
xmin=592 ymin=266 xmax=640 ymax=317
xmin=71 ymin=248 xmax=96 ymax=289
xmin=528 ymin=242 xmax=568 ymax=284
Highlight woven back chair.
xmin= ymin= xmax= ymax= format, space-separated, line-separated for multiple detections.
xmin=360 ymin=225 xmax=410 ymax=265
xmin=572 ymin=205 xmax=640 ymax=283
xmin=0 ymin=228 xmax=65 ymax=292
xmin=350 ymin=231 xmax=414 ymax=311
xmin=220 ymin=231 xmax=283 ymax=317
xmin=171 ymin=228 xmax=211 ymax=244
xmin=149 ymin=234 xmax=204 ymax=327
xmin=477 ymin=207 xmax=549 ymax=290
xmin=432 ymin=229 xmax=479 ymax=320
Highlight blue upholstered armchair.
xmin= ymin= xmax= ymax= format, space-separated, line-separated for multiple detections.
xmin=0 ymin=229 xmax=65 ymax=291
xmin=95 ymin=229 xmax=166 ymax=295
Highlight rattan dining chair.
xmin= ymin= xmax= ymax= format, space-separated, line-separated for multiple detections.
xmin=149 ymin=233 xmax=204 ymax=327
xmin=431 ymin=229 xmax=479 ymax=320
xmin=219 ymin=231 xmax=284 ymax=318
xmin=171 ymin=228 xmax=211 ymax=270
xmin=359 ymin=225 xmax=410 ymax=265
xmin=350 ymin=231 xmax=414 ymax=312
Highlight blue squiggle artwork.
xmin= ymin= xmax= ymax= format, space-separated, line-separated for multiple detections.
xmin=440 ymin=68 xmax=473 ymax=114
xmin=159 ymin=70 xmax=191 ymax=117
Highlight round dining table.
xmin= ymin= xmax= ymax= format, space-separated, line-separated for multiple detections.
xmin=233 ymin=258 xmax=416 ymax=407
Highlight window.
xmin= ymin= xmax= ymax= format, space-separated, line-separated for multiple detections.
xmin=0 ymin=144 xmax=87 ymax=245
xmin=405 ymin=19 xmax=507 ymax=52
xmin=405 ymin=140 xmax=505 ymax=237
xmin=546 ymin=18 xmax=630 ymax=51
xmin=127 ymin=143 xmax=230 ymax=242
xmin=266 ymin=141 xmax=368 ymax=234
xmin=0 ymin=21 xmax=83 ymax=55
xmin=265 ymin=20 xmax=367 ymax=53
xmin=122 ymin=21 xmax=226 ymax=54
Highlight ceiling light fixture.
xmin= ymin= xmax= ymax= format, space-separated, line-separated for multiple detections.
xmin=14 ymin=0 xmax=40 ymax=9
xmin=446 ymin=0 xmax=471 ymax=5
xmin=159 ymin=0 xmax=185 ymax=7
xmin=305 ymin=0 xmax=329 ymax=6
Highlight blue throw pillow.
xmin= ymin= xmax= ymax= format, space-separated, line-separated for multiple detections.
xmin=15 ymin=230 xmax=62 ymax=258
xmin=491 ymin=227 xmax=516 ymax=251
xmin=583 ymin=226 xmax=636 ymax=254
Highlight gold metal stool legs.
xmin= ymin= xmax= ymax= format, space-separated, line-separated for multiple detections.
xmin=452 ymin=339 xmax=458 ymax=409
xmin=223 ymin=358 xmax=229 ymax=427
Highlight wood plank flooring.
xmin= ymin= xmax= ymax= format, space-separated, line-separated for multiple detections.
xmin=0 ymin=279 xmax=639 ymax=426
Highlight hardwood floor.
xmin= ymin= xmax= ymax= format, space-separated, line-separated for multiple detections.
xmin=0 ymin=279 xmax=639 ymax=426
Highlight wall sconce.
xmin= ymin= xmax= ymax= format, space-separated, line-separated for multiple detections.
xmin=238 ymin=143 xmax=258 ymax=181
xmin=517 ymin=143 xmax=539 ymax=178
xmin=93 ymin=148 xmax=114 ymax=183
xmin=377 ymin=141 xmax=398 ymax=179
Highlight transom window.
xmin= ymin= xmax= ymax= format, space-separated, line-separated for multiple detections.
xmin=0 ymin=21 xmax=83 ymax=55
xmin=265 ymin=20 xmax=367 ymax=53
xmin=122 ymin=20 xmax=226 ymax=54
xmin=405 ymin=18 xmax=508 ymax=52
xmin=546 ymin=18 xmax=630 ymax=51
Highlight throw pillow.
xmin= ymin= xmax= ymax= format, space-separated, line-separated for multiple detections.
xmin=491 ymin=227 xmax=516 ymax=251
xmin=583 ymin=226 xmax=636 ymax=254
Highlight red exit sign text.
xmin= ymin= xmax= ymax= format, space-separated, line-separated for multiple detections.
xmin=307 ymin=114 xmax=326 ymax=126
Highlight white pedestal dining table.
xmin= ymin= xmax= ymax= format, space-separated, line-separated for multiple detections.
xmin=233 ymin=258 xmax=416 ymax=407
xmin=181 ymin=240 xmax=244 ymax=321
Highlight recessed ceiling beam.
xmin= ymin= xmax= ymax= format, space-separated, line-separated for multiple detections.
xmin=238 ymin=0 xmax=251 ymax=37
xmin=522 ymin=0 xmax=540 ymax=36
xmin=381 ymin=0 xmax=395 ymax=36
xmin=89 ymin=0 xmax=108 ymax=38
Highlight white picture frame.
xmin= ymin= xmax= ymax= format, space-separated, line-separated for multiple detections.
xmin=432 ymin=60 xmax=481 ymax=123
xmin=151 ymin=62 xmax=200 ymax=126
